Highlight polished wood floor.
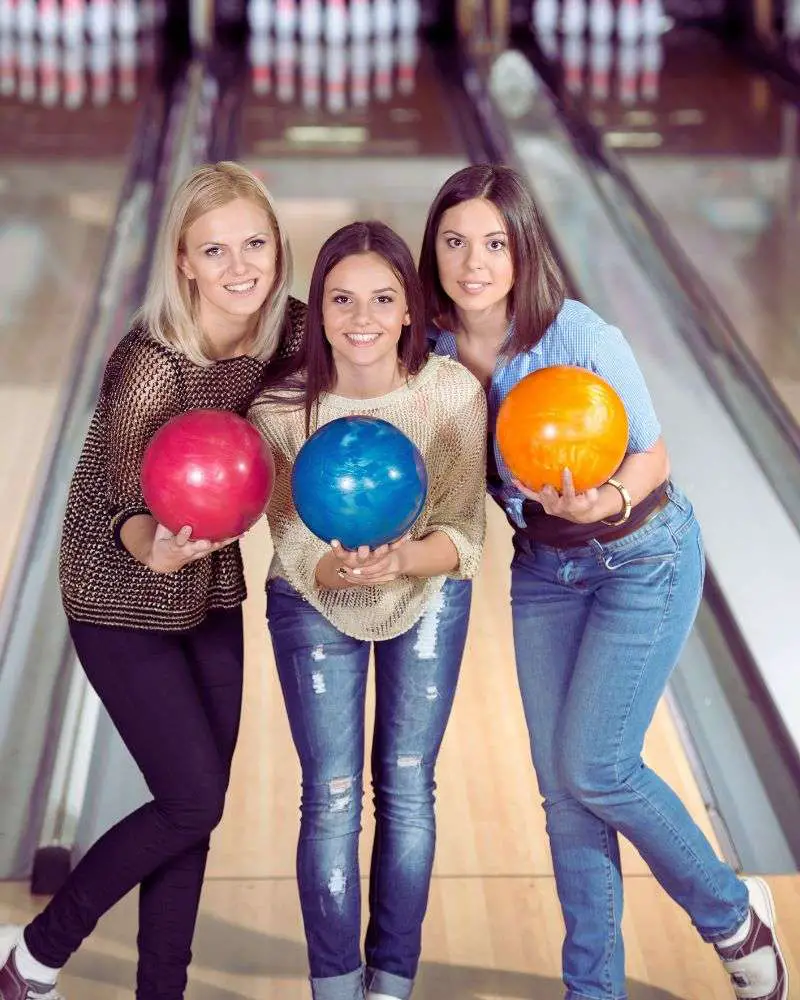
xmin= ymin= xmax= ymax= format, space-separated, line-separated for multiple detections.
xmin=1 ymin=502 xmax=798 ymax=998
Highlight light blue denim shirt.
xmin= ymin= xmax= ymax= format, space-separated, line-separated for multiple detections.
xmin=431 ymin=298 xmax=661 ymax=529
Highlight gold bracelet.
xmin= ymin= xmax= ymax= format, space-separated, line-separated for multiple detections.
xmin=601 ymin=477 xmax=632 ymax=526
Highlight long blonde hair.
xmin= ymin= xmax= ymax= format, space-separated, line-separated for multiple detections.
xmin=138 ymin=161 xmax=293 ymax=366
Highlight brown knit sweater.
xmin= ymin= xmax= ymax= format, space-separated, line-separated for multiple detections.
xmin=59 ymin=297 xmax=306 ymax=631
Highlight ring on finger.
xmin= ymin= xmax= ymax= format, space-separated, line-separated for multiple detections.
xmin=336 ymin=566 xmax=348 ymax=579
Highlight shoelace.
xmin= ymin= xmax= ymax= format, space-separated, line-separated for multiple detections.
xmin=27 ymin=989 xmax=63 ymax=1000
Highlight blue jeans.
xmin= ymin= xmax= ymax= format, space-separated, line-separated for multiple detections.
xmin=267 ymin=576 xmax=472 ymax=1000
xmin=510 ymin=482 xmax=749 ymax=1000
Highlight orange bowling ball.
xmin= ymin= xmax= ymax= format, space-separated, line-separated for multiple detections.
xmin=496 ymin=366 xmax=629 ymax=493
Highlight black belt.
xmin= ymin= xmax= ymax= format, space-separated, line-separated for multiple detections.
xmin=596 ymin=486 xmax=670 ymax=544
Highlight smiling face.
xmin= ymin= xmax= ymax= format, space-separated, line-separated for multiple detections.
xmin=178 ymin=197 xmax=276 ymax=347
xmin=435 ymin=197 xmax=514 ymax=323
xmin=321 ymin=251 xmax=410 ymax=378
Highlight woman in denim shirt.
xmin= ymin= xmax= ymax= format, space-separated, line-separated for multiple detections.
xmin=418 ymin=164 xmax=787 ymax=1000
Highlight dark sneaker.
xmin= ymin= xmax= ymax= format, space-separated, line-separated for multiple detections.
xmin=0 ymin=927 xmax=63 ymax=1000
xmin=715 ymin=877 xmax=788 ymax=1000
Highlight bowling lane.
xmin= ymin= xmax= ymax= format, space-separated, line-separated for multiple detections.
xmin=201 ymin=26 xmax=729 ymax=887
xmin=0 ymin=23 xmax=160 ymax=603
xmin=537 ymin=22 xmax=800 ymax=426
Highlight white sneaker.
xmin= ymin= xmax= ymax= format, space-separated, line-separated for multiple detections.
xmin=0 ymin=926 xmax=64 ymax=1000
xmin=715 ymin=877 xmax=788 ymax=1000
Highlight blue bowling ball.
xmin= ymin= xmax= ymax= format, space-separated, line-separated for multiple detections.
xmin=291 ymin=415 xmax=428 ymax=550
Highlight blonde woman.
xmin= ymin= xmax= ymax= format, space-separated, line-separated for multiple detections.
xmin=0 ymin=162 xmax=305 ymax=1000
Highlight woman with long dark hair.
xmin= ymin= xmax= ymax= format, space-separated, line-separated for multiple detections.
xmin=249 ymin=220 xmax=487 ymax=1000
xmin=417 ymin=164 xmax=787 ymax=1000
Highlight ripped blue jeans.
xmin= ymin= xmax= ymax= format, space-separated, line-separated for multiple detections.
xmin=267 ymin=576 xmax=471 ymax=1000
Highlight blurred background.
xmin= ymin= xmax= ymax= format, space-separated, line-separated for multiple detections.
xmin=0 ymin=0 xmax=799 ymax=996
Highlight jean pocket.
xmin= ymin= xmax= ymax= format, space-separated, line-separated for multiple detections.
xmin=600 ymin=525 xmax=678 ymax=571
xmin=603 ymin=548 xmax=677 ymax=571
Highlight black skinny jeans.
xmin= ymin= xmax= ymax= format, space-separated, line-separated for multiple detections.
xmin=25 ymin=607 xmax=244 ymax=1000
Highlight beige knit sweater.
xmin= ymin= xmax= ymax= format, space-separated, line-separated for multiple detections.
xmin=248 ymin=354 xmax=487 ymax=641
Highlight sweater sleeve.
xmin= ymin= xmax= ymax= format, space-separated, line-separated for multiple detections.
xmin=104 ymin=335 xmax=183 ymax=540
xmin=423 ymin=367 xmax=487 ymax=580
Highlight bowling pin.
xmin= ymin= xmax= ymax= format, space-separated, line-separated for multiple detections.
xmin=39 ymin=36 xmax=60 ymax=104
xmin=299 ymin=0 xmax=322 ymax=40
xmin=324 ymin=39 xmax=346 ymax=112
xmin=248 ymin=0 xmax=274 ymax=33
xmin=560 ymin=0 xmax=586 ymax=37
xmin=640 ymin=33 xmax=661 ymax=100
xmin=350 ymin=36 xmax=369 ymax=105
xmin=249 ymin=28 xmax=273 ymax=94
xmin=617 ymin=0 xmax=641 ymax=42
xmin=299 ymin=35 xmax=321 ymax=107
xmin=396 ymin=29 xmax=417 ymax=94
xmin=349 ymin=0 xmax=372 ymax=40
xmin=0 ymin=2 xmax=15 ymax=35
xmin=116 ymin=32 xmax=138 ymax=101
xmin=274 ymin=0 xmax=297 ymax=38
xmin=589 ymin=33 xmax=611 ymax=100
xmin=532 ymin=0 xmax=558 ymax=39
xmin=396 ymin=0 xmax=419 ymax=35
xmin=616 ymin=37 xmax=639 ymax=104
xmin=588 ymin=0 xmax=614 ymax=40
xmin=89 ymin=37 xmax=112 ymax=104
xmin=115 ymin=0 xmax=138 ymax=39
xmin=17 ymin=34 xmax=36 ymax=100
xmin=61 ymin=0 xmax=86 ymax=45
xmin=562 ymin=31 xmax=585 ymax=95
xmin=63 ymin=36 xmax=86 ymax=107
xmin=275 ymin=32 xmax=296 ymax=102
xmin=372 ymin=33 xmax=393 ymax=100
xmin=372 ymin=0 xmax=395 ymax=37
xmin=87 ymin=0 xmax=114 ymax=42
xmin=37 ymin=0 xmax=61 ymax=40
xmin=16 ymin=0 xmax=37 ymax=39
xmin=639 ymin=0 xmax=665 ymax=36
xmin=324 ymin=0 xmax=347 ymax=44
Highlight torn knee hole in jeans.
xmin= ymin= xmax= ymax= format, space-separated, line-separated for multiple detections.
xmin=327 ymin=866 xmax=347 ymax=896
xmin=397 ymin=754 xmax=423 ymax=769
xmin=328 ymin=775 xmax=354 ymax=811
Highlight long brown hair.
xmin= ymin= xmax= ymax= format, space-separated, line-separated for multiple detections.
xmin=418 ymin=164 xmax=565 ymax=354
xmin=259 ymin=220 xmax=429 ymax=435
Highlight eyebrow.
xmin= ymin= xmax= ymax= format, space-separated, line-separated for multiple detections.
xmin=198 ymin=231 xmax=270 ymax=247
xmin=328 ymin=286 xmax=398 ymax=295
xmin=441 ymin=228 xmax=507 ymax=238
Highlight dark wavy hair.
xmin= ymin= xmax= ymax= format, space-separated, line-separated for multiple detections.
xmin=418 ymin=164 xmax=565 ymax=354
xmin=259 ymin=220 xmax=429 ymax=435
